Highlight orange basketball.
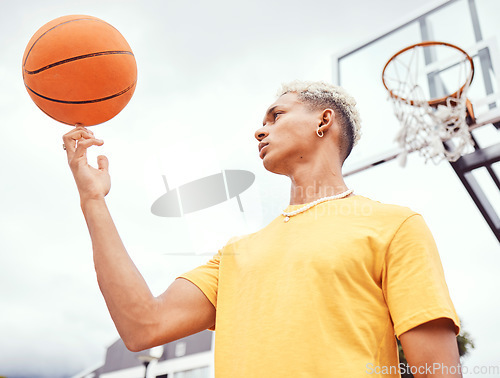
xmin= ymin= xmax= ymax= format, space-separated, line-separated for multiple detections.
xmin=22 ymin=15 xmax=137 ymax=126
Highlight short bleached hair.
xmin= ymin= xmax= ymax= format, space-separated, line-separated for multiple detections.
xmin=277 ymin=80 xmax=362 ymax=160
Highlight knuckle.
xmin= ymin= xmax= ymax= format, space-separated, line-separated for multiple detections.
xmin=78 ymin=139 xmax=91 ymax=147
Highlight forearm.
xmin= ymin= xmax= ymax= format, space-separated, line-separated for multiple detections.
xmin=81 ymin=198 xmax=158 ymax=348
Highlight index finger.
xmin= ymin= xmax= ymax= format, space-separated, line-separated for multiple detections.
xmin=62 ymin=126 xmax=95 ymax=160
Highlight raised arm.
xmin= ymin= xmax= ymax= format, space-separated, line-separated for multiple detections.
xmin=63 ymin=127 xmax=215 ymax=351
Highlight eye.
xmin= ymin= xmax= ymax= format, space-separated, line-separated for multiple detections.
xmin=273 ymin=111 xmax=282 ymax=120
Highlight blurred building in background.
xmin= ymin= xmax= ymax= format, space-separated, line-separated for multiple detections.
xmin=73 ymin=331 xmax=213 ymax=378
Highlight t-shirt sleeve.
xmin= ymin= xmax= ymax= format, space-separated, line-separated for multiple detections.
xmin=382 ymin=214 xmax=460 ymax=338
xmin=178 ymin=250 xmax=221 ymax=311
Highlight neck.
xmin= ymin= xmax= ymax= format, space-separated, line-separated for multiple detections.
xmin=288 ymin=163 xmax=349 ymax=205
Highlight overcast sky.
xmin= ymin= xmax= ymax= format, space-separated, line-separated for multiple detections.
xmin=1 ymin=0 xmax=499 ymax=377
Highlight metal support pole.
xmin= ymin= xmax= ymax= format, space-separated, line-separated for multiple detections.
xmin=449 ymin=142 xmax=500 ymax=243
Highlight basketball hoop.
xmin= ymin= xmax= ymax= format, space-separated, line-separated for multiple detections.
xmin=382 ymin=41 xmax=475 ymax=164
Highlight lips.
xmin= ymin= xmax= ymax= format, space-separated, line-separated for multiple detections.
xmin=258 ymin=142 xmax=269 ymax=158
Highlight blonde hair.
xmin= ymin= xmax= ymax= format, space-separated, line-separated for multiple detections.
xmin=277 ymin=80 xmax=362 ymax=159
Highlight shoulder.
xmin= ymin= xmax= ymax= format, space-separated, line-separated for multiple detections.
xmin=352 ymin=195 xmax=418 ymax=221
xmin=220 ymin=232 xmax=256 ymax=251
xmin=349 ymin=196 xmax=429 ymax=243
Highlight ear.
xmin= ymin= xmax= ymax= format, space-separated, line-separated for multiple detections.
xmin=317 ymin=108 xmax=335 ymax=134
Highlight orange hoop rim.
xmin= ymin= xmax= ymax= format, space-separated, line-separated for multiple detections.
xmin=382 ymin=41 xmax=475 ymax=107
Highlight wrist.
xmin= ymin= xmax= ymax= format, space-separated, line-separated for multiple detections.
xmin=80 ymin=196 xmax=107 ymax=213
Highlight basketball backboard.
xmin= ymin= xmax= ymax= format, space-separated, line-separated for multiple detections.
xmin=333 ymin=0 xmax=500 ymax=175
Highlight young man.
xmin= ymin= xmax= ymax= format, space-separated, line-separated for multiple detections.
xmin=63 ymin=81 xmax=462 ymax=377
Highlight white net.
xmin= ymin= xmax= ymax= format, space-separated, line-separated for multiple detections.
xmin=390 ymin=86 xmax=474 ymax=164
xmin=383 ymin=42 xmax=475 ymax=164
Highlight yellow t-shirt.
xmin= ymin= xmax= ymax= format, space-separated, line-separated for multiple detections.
xmin=179 ymin=196 xmax=460 ymax=377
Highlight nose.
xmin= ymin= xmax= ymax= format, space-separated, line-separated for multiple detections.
xmin=255 ymin=125 xmax=269 ymax=141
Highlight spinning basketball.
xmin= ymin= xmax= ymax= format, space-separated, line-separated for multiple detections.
xmin=22 ymin=15 xmax=137 ymax=126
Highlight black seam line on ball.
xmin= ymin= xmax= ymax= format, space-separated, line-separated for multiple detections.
xmin=24 ymin=51 xmax=135 ymax=75
xmin=23 ymin=17 xmax=121 ymax=67
xmin=24 ymin=81 xmax=136 ymax=104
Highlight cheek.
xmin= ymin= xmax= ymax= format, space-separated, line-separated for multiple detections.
xmin=293 ymin=118 xmax=317 ymax=138
xmin=273 ymin=118 xmax=317 ymax=156
xmin=288 ymin=127 xmax=315 ymax=148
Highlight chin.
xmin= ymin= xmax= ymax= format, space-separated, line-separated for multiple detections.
xmin=262 ymin=157 xmax=287 ymax=176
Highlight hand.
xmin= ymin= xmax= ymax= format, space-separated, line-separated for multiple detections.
xmin=62 ymin=126 xmax=110 ymax=202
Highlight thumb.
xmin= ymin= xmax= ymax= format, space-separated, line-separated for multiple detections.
xmin=97 ymin=155 xmax=109 ymax=172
